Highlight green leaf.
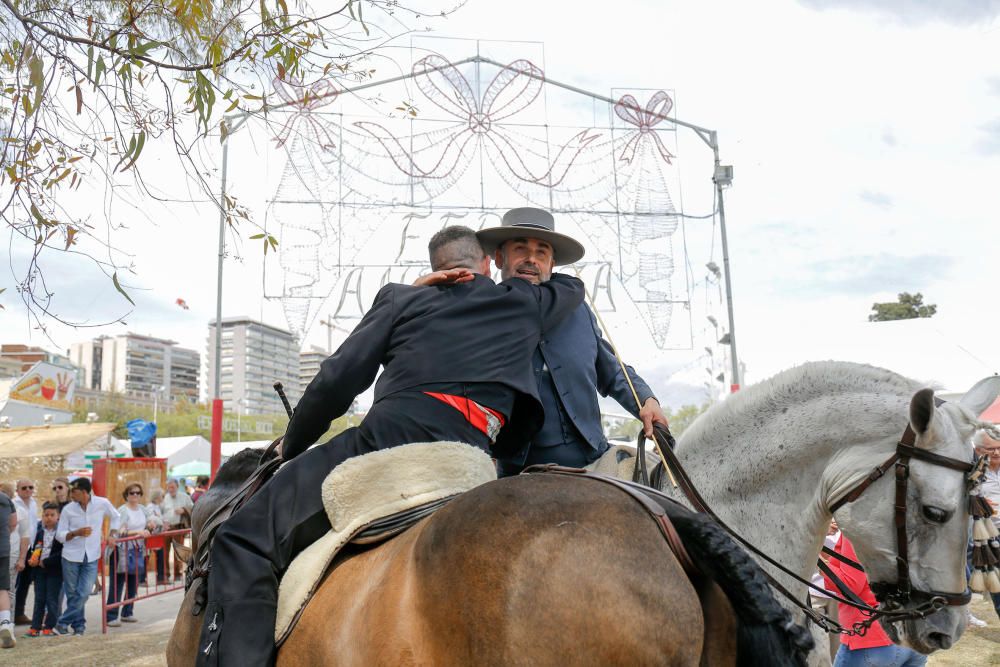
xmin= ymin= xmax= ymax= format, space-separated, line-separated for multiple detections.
xmin=248 ymin=233 xmax=266 ymax=239
xmin=95 ymin=57 xmax=106 ymax=86
xmin=29 ymin=54 xmax=43 ymax=113
xmin=112 ymin=272 xmax=135 ymax=306
xmin=118 ymin=130 xmax=146 ymax=171
xmin=129 ymin=40 xmax=161 ymax=58
xmin=29 ymin=203 xmax=46 ymax=226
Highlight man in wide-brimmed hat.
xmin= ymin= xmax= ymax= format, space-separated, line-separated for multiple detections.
xmin=477 ymin=207 xmax=668 ymax=474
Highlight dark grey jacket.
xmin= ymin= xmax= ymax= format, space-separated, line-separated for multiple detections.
xmin=284 ymin=273 xmax=584 ymax=459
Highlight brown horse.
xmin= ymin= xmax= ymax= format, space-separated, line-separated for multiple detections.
xmin=168 ymin=449 xmax=812 ymax=666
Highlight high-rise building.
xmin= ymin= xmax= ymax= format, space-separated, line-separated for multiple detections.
xmin=298 ymin=345 xmax=327 ymax=395
xmin=69 ymin=334 xmax=200 ymax=402
xmin=206 ymin=317 xmax=300 ymax=415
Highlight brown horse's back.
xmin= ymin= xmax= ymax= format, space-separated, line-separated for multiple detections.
xmin=279 ymin=474 xmax=705 ymax=666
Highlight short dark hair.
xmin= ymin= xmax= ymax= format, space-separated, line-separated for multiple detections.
xmin=69 ymin=477 xmax=91 ymax=494
xmin=42 ymin=501 xmax=60 ymax=513
xmin=427 ymin=226 xmax=485 ymax=270
xmin=196 ymin=476 xmax=210 ymax=486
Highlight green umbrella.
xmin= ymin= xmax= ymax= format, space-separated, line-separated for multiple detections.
xmin=169 ymin=460 xmax=210 ymax=477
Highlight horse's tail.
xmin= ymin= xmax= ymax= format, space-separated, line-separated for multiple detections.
xmin=669 ymin=510 xmax=815 ymax=667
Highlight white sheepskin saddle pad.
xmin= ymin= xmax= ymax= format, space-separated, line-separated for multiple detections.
xmin=585 ymin=443 xmax=658 ymax=481
xmin=274 ymin=441 xmax=496 ymax=643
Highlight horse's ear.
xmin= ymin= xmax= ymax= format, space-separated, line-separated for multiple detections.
xmin=958 ymin=376 xmax=1000 ymax=418
xmin=909 ymin=388 xmax=936 ymax=436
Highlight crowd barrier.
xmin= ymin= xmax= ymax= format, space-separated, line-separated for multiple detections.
xmin=99 ymin=527 xmax=191 ymax=634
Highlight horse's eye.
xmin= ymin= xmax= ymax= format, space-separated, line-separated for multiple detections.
xmin=921 ymin=505 xmax=951 ymax=524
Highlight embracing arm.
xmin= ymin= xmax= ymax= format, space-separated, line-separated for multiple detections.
xmin=282 ymin=285 xmax=396 ymax=459
xmin=504 ymin=273 xmax=584 ymax=333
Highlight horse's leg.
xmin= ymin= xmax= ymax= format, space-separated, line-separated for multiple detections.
xmin=695 ymin=579 xmax=737 ymax=667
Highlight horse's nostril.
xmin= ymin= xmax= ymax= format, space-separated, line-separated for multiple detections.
xmin=927 ymin=632 xmax=953 ymax=650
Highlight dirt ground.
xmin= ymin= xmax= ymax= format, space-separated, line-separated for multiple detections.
xmin=3 ymin=590 xmax=997 ymax=665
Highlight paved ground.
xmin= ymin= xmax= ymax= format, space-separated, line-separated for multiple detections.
xmin=2 ymin=579 xmax=185 ymax=666
xmin=2 ymin=585 xmax=998 ymax=664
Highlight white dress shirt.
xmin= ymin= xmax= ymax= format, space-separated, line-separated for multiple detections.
xmin=56 ymin=494 xmax=121 ymax=563
xmin=14 ymin=495 xmax=37 ymax=520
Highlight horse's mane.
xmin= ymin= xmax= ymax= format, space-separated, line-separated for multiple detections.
xmin=681 ymin=361 xmax=922 ymax=446
xmin=211 ymin=447 xmax=278 ymax=490
xmin=670 ymin=507 xmax=814 ymax=666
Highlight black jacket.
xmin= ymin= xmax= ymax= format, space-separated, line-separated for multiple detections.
xmin=283 ymin=273 xmax=584 ymax=459
xmin=30 ymin=521 xmax=63 ymax=572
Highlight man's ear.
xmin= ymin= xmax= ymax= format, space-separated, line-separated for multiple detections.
xmin=493 ymin=249 xmax=505 ymax=269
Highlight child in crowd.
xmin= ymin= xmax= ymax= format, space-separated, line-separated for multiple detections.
xmin=26 ymin=502 xmax=62 ymax=637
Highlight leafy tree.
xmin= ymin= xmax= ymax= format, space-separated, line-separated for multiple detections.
xmin=0 ymin=0 xmax=456 ymax=330
xmin=868 ymin=292 xmax=937 ymax=322
xmin=668 ymin=403 xmax=709 ymax=437
xmin=74 ymin=394 xmax=358 ymax=442
xmin=606 ymin=402 xmax=710 ymax=441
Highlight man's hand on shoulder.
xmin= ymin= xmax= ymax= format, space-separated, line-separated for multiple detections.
xmin=639 ymin=398 xmax=669 ymax=437
xmin=412 ymin=268 xmax=476 ymax=287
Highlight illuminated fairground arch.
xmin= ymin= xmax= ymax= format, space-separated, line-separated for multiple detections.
xmin=250 ymin=37 xmax=737 ymax=384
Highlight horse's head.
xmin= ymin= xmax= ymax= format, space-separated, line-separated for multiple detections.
xmin=835 ymin=375 xmax=1000 ymax=654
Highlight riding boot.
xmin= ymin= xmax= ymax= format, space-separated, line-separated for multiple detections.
xmin=196 ymin=599 xmax=277 ymax=667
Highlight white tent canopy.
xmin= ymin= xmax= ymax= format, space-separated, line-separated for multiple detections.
xmin=155 ymin=435 xmax=211 ymax=470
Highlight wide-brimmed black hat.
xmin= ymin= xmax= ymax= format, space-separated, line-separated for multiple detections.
xmin=477 ymin=208 xmax=585 ymax=266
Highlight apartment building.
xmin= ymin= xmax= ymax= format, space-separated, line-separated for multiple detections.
xmin=206 ymin=317 xmax=300 ymax=415
xmin=298 ymin=346 xmax=327 ymax=395
xmin=69 ymin=334 xmax=201 ymax=401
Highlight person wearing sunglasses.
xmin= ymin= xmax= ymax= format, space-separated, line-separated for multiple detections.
xmin=106 ymin=483 xmax=161 ymax=627
xmin=50 ymin=478 xmax=70 ymax=510
xmin=11 ymin=480 xmax=36 ymax=626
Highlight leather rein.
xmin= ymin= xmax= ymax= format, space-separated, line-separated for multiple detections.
xmin=635 ymin=412 xmax=978 ymax=636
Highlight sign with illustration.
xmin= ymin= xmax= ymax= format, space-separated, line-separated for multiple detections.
xmin=8 ymin=361 xmax=76 ymax=411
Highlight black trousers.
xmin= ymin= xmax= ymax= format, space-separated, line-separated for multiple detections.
xmin=196 ymin=392 xmax=490 ymax=667
xmin=14 ymin=554 xmax=32 ymax=617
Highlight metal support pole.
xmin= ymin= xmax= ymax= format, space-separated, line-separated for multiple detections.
xmin=211 ymin=139 xmax=230 ymax=480
xmin=711 ymin=131 xmax=740 ymax=392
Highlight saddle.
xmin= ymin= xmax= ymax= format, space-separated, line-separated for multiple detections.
xmin=274 ymin=441 xmax=496 ymax=644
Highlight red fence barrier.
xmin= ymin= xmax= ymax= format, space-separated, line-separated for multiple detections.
xmin=99 ymin=528 xmax=191 ymax=634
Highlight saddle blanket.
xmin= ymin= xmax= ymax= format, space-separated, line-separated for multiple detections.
xmin=275 ymin=441 xmax=496 ymax=643
xmin=586 ymin=443 xmax=659 ymax=481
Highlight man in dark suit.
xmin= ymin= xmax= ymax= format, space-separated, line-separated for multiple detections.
xmin=476 ymin=208 xmax=668 ymax=475
xmin=197 ymin=226 xmax=584 ymax=667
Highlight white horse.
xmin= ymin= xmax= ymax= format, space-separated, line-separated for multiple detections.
xmin=664 ymin=361 xmax=1000 ymax=664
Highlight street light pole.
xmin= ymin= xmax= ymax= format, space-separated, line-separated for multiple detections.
xmin=710 ymin=131 xmax=740 ymax=392
xmin=210 ymin=134 xmax=230 ymax=482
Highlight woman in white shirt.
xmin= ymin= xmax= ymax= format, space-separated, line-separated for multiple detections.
xmin=105 ymin=483 xmax=159 ymax=626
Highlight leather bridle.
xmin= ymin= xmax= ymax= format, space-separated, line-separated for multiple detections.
xmin=828 ymin=419 xmax=978 ymax=611
xmin=637 ymin=397 xmax=985 ymax=635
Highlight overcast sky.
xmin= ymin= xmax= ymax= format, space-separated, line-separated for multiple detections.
xmin=3 ymin=0 xmax=999 ymax=405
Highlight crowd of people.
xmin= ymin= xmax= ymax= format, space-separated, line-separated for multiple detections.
xmin=0 ymin=474 xmax=203 ymax=648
